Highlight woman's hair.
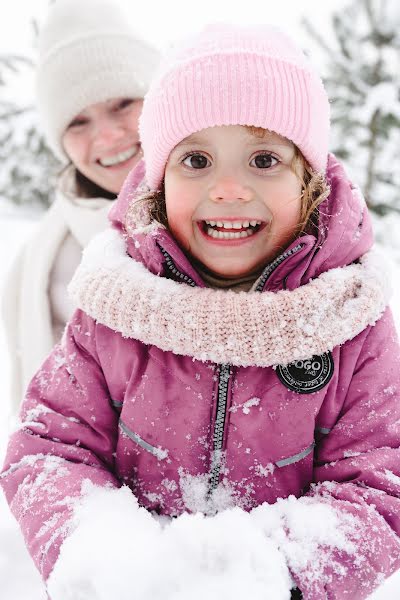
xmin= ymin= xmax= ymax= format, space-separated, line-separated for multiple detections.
xmin=75 ymin=169 xmax=116 ymax=200
xmin=58 ymin=163 xmax=116 ymax=200
xmin=135 ymin=128 xmax=330 ymax=237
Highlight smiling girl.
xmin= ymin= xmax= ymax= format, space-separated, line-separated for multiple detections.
xmin=164 ymin=126 xmax=307 ymax=281
xmin=2 ymin=23 xmax=400 ymax=600
xmin=3 ymin=0 xmax=159 ymax=409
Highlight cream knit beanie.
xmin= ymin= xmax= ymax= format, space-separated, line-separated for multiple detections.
xmin=36 ymin=0 xmax=160 ymax=161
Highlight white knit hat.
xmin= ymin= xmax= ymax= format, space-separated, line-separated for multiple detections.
xmin=36 ymin=0 xmax=160 ymax=161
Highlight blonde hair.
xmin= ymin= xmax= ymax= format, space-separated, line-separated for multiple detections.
xmin=291 ymin=148 xmax=330 ymax=235
xmin=247 ymin=126 xmax=330 ymax=235
xmin=134 ymin=129 xmax=330 ymax=235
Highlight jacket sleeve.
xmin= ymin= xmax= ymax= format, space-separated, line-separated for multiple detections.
xmin=0 ymin=308 xmax=121 ymax=582
xmin=286 ymin=308 xmax=400 ymax=599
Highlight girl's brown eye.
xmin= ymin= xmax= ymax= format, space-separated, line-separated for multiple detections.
xmin=182 ymin=154 xmax=210 ymax=169
xmin=250 ymin=154 xmax=278 ymax=169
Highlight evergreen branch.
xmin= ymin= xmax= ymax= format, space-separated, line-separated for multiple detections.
xmin=364 ymin=0 xmax=376 ymax=31
xmin=302 ymin=18 xmax=335 ymax=58
xmin=0 ymin=54 xmax=34 ymax=71
xmin=302 ymin=16 xmax=368 ymax=98
xmin=0 ymin=105 xmax=33 ymax=120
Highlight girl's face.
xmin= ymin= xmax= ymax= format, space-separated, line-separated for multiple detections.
xmin=164 ymin=125 xmax=303 ymax=279
xmin=62 ymin=97 xmax=143 ymax=195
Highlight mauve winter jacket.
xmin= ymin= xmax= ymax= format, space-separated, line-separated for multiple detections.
xmin=1 ymin=155 xmax=400 ymax=599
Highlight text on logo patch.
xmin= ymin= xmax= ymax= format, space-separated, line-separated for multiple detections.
xmin=277 ymin=352 xmax=334 ymax=394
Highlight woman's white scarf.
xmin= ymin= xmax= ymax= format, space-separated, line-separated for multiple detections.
xmin=4 ymin=166 xmax=112 ymax=409
xmin=69 ymin=229 xmax=391 ymax=368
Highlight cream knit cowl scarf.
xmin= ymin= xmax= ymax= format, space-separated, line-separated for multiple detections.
xmin=68 ymin=228 xmax=391 ymax=368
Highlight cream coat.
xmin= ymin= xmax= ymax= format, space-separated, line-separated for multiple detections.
xmin=2 ymin=166 xmax=113 ymax=411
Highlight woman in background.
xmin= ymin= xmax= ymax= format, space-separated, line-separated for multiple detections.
xmin=3 ymin=0 xmax=159 ymax=410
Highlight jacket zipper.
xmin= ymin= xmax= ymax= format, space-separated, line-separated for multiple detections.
xmin=208 ymin=244 xmax=304 ymax=494
xmin=209 ymin=363 xmax=232 ymax=494
xmin=158 ymin=242 xmax=303 ymax=497
xmin=158 ymin=245 xmax=197 ymax=287
xmin=254 ymin=243 xmax=303 ymax=292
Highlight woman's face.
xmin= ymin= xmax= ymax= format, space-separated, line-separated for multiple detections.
xmin=62 ymin=97 xmax=143 ymax=195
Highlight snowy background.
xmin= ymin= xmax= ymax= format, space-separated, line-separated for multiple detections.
xmin=1 ymin=1 xmax=400 ymax=598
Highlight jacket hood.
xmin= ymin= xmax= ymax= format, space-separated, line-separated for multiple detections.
xmin=109 ymin=153 xmax=374 ymax=287
xmin=305 ymin=154 xmax=373 ymax=277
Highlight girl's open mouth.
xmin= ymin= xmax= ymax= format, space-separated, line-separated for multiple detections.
xmin=200 ymin=219 xmax=265 ymax=240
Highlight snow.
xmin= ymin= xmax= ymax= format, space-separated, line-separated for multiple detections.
xmin=43 ymin=482 xmax=366 ymax=600
xmin=230 ymin=397 xmax=261 ymax=414
xmin=0 ymin=214 xmax=47 ymax=599
xmin=47 ymin=483 xmax=293 ymax=600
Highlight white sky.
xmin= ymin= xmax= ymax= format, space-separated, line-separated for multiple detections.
xmin=1 ymin=0 xmax=347 ymax=54
xmin=1 ymin=0 xmax=349 ymax=108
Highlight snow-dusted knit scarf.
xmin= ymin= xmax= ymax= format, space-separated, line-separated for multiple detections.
xmin=68 ymin=229 xmax=391 ymax=368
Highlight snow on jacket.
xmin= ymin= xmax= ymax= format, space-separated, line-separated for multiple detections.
xmin=1 ymin=155 xmax=400 ymax=599
xmin=2 ymin=165 xmax=113 ymax=411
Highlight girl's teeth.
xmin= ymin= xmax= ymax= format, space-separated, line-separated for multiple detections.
xmin=204 ymin=219 xmax=261 ymax=229
xmin=206 ymin=227 xmax=254 ymax=240
xmin=99 ymin=146 xmax=138 ymax=167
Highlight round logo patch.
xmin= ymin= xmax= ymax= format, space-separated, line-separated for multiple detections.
xmin=277 ymin=352 xmax=334 ymax=394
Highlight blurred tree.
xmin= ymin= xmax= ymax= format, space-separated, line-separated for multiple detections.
xmin=304 ymin=0 xmax=400 ymax=214
xmin=0 ymin=21 xmax=60 ymax=211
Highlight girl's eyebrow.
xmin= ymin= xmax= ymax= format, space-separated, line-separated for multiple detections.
xmin=168 ymin=136 xmax=210 ymax=159
xmin=174 ymin=134 xmax=209 ymax=148
xmin=246 ymin=134 xmax=293 ymax=148
xmin=170 ymin=133 xmax=294 ymax=156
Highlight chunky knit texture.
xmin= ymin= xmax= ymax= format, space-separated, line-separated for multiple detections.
xmin=36 ymin=0 xmax=159 ymax=160
xmin=139 ymin=23 xmax=330 ymax=190
xmin=68 ymin=229 xmax=390 ymax=368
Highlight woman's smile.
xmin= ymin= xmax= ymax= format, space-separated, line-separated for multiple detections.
xmin=97 ymin=143 xmax=141 ymax=168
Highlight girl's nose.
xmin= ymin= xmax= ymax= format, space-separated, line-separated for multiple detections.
xmin=209 ymin=175 xmax=253 ymax=203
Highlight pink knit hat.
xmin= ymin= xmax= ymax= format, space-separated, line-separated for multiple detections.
xmin=139 ymin=23 xmax=330 ymax=190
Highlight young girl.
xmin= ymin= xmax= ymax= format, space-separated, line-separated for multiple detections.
xmin=2 ymin=24 xmax=400 ymax=600
xmin=3 ymin=0 xmax=159 ymax=410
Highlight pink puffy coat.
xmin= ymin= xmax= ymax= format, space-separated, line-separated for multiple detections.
xmin=1 ymin=156 xmax=400 ymax=599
